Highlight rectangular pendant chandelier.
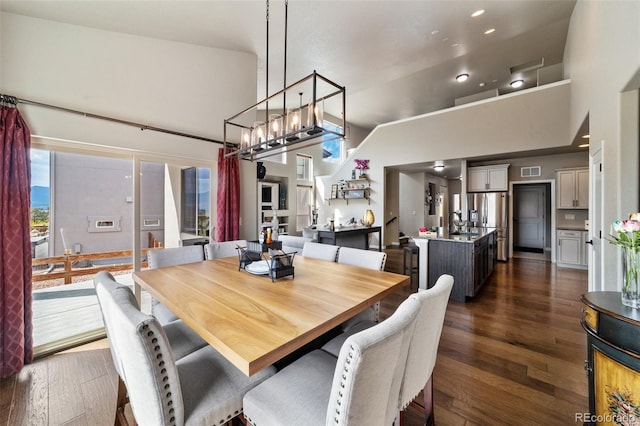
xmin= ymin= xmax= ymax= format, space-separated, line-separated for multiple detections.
xmin=223 ymin=1 xmax=346 ymax=161
xmin=223 ymin=71 xmax=346 ymax=161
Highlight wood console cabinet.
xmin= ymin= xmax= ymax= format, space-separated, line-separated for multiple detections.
xmin=581 ymin=292 xmax=640 ymax=425
xmin=317 ymin=226 xmax=382 ymax=252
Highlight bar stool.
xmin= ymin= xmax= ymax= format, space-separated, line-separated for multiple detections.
xmin=403 ymin=245 xmax=419 ymax=287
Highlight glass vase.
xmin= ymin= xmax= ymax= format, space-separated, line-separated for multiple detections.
xmin=622 ymin=247 xmax=640 ymax=308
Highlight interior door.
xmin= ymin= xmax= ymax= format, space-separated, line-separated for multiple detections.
xmin=513 ymin=184 xmax=546 ymax=251
xmin=589 ymin=150 xmax=602 ymax=291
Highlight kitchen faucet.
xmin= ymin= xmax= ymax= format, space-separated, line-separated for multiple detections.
xmin=449 ymin=211 xmax=462 ymax=234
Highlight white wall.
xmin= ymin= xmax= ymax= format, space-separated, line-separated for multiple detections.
xmin=319 ymin=81 xmax=571 ymax=243
xmin=163 ymin=165 xmax=182 ymax=248
xmin=564 ymin=0 xmax=640 ymax=290
xmin=1 ymin=12 xmax=257 ymax=161
xmin=399 ymin=172 xmax=424 ymax=237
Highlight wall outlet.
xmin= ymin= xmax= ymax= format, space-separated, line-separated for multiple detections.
xmin=564 ymin=213 xmax=576 ymax=220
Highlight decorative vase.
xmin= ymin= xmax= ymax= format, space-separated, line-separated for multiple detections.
xmin=271 ymin=210 xmax=279 ymax=241
xmin=363 ymin=209 xmax=375 ymax=227
xmin=622 ymin=247 xmax=640 ymax=308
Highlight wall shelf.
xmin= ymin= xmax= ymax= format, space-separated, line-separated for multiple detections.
xmin=329 ymin=178 xmax=371 ymax=205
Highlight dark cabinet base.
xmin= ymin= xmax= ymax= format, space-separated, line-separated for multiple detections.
xmin=317 ymin=226 xmax=382 ymax=251
xmin=427 ymin=231 xmax=496 ymax=302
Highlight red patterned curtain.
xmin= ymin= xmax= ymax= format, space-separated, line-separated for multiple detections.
xmin=216 ymin=148 xmax=240 ymax=241
xmin=0 ymin=99 xmax=33 ymax=378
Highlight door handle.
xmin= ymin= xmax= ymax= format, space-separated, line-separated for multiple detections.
xmin=585 ymin=240 xmax=593 ymax=245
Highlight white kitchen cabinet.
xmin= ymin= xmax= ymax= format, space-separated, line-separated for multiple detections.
xmin=557 ymin=229 xmax=588 ymax=269
xmin=576 ymin=169 xmax=589 ymax=208
xmin=467 ymin=164 xmax=509 ymax=192
xmin=557 ymin=168 xmax=589 ymax=209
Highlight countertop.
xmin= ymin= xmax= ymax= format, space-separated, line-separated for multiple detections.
xmin=557 ymin=226 xmax=588 ymax=231
xmin=412 ymin=228 xmax=496 ymax=243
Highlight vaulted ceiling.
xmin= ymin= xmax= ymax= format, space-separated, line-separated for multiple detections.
xmin=1 ymin=0 xmax=577 ymax=131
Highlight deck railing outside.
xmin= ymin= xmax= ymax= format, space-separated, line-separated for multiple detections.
xmin=32 ymin=248 xmax=155 ymax=284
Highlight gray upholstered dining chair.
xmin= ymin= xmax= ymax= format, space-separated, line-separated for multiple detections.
xmin=204 ymin=239 xmax=248 ymax=260
xmin=336 ymin=246 xmax=388 ymax=326
xmin=242 ymin=292 xmax=420 ymax=426
xmin=336 ymin=246 xmax=387 ymax=271
xmin=147 ymin=245 xmax=205 ymax=325
xmin=398 ymin=274 xmax=454 ymax=423
xmin=301 ymin=241 xmax=340 ymax=262
xmin=94 ymin=271 xmax=207 ymax=362
xmin=320 ymin=274 xmax=453 ymax=424
xmin=95 ymin=272 xmax=276 ymax=426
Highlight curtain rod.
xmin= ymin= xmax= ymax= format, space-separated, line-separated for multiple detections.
xmin=0 ymin=93 xmax=225 ymax=145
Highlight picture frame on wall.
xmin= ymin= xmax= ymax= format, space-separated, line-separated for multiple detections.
xmin=330 ymin=184 xmax=338 ymax=199
xmin=345 ymin=189 xmax=365 ymax=199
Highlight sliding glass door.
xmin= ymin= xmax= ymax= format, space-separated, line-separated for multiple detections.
xmin=30 ymin=146 xmax=213 ymax=356
xmin=31 ymin=149 xmax=135 ymax=355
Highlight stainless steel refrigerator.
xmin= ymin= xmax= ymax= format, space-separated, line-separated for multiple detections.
xmin=468 ymin=192 xmax=509 ymax=261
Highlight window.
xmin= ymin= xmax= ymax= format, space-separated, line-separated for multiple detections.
xmin=321 ymin=121 xmax=343 ymax=163
xmin=297 ymin=154 xmax=312 ymax=181
xmin=181 ymin=167 xmax=211 ymax=237
xmin=296 ymin=185 xmax=313 ymax=231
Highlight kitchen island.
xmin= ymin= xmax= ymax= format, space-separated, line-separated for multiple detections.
xmin=413 ymin=228 xmax=497 ymax=302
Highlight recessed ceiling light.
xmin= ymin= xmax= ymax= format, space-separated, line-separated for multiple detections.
xmin=433 ymin=164 xmax=445 ymax=172
xmin=451 ymin=43 xmax=460 ymax=47
xmin=579 ymin=143 xmax=590 ymax=148
xmin=431 ymin=30 xmax=440 ymax=35
xmin=510 ymin=79 xmax=524 ymax=88
xmin=484 ymin=28 xmax=495 ymax=35
xmin=582 ymin=134 xmax=590 ymax=139
xmin=479 ymin=82 xmax=486 ymax=87
xmin=471 ymin=9 xmax=485 ymax=18
xmin=456 ymin=73 xmax=469 ymax=82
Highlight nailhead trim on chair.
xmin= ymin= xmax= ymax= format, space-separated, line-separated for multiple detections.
xmin=140 ymin=323 xmax=178 ymax=426
xmin=333 ymin=345 xmax=355 ymax=424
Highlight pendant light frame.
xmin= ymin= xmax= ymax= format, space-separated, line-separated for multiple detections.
xmin=223 ymin=0 xmax=346 ymax=161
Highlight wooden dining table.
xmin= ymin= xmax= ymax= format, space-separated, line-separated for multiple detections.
xmin=133 ymin=255 xmax=408 ymax=376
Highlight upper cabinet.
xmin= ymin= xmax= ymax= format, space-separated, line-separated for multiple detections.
xmin=557 ymin=168 xmax=589 ymax=209
xmin=468 ymin=164 xmax=510 ymax=192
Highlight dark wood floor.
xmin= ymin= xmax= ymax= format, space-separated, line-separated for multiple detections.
xmin=1 ymin=249 xmax=588 ymax=425
xmin=384 ymin=248 xmax=588 ymax=425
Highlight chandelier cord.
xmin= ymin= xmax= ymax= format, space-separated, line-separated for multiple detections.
xmin=265 ymin=0 xmax=269 ymax=117
xmin=223 ymin=0 xmax=346 ymax=160
xmin=283 ymin=0 xmax=288 ymax=111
